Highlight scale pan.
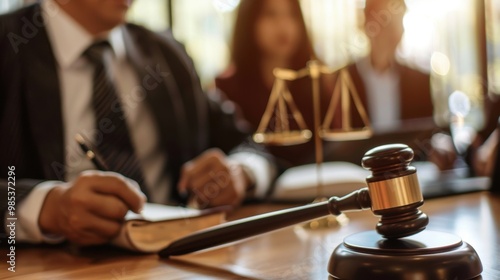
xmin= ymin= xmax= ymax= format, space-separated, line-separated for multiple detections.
xmin=320 ymin=128 xmax=372 ymax=141
xmin=253 ymin=130 xmax=312 ymax=146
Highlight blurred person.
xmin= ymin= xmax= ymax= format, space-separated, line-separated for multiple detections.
xmin=216 ymin=0 xmax=334 ymax=167
xmin=325 ymin=0 xmax=438 ymax=165
xmin=0 ymin=0 xmax=276 ymax=246
xmin=344 ymin=0 xmax=434 ymax=131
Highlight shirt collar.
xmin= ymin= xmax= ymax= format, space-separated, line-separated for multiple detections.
xmin=356 ymin=56 xmax=398 ymax=79
xmin=42 ymin=0 xmax=127 ymax=69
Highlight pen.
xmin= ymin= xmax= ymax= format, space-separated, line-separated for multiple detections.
xmin=75 ymin=133 xmax=109 ymax=171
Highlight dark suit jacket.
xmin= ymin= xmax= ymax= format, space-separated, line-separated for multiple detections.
xmin=0 ymin=4 xmax=256 ymax=238
xmin=345 ymin=61 xmax=434 ymax=127
xmin=323 ymin=61 xmax=436 ymax=164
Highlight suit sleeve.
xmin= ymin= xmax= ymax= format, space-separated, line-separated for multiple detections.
xmin=0 ymin=179 xmax=44 ymax=239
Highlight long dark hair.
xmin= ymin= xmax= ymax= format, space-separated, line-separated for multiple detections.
xmin=230 ymin=0 xmax=315 ymax=78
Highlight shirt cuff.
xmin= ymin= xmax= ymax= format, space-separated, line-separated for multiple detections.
xmin=8 ymin=181 xmax=66 ymax=244
xmin=229 ymin=152 xmax=276 ymax=198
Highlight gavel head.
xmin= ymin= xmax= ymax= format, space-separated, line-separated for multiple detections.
xmin=362 ymin=144 xmax=429 ymax=239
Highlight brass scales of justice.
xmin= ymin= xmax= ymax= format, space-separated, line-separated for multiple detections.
xmin=253 ymin=60 xmax=373 ymax=229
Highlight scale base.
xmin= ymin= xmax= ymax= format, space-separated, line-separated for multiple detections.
xmin=302 ymin=198 xmax=349 ymax=230
xmin=328 ymin=230 xmax=482 ymax=280
xmin=301 ymin=214 xmax=349 ymax=230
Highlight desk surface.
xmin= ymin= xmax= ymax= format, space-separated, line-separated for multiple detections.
xmin=1 ymin=192 xmax=499 ymax=279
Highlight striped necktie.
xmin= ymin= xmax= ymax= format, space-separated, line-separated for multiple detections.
xmin=83 ymin=41 xmax=146 ymax=190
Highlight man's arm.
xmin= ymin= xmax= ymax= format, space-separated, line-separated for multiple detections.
xmin=204 ymin=90 xmax=278 ymax=198
xmin=0 ymin=179 xmax=42 ymax=238
xmin=151 ymin=30 xmax=278 ymax=206
xmin=2 ymin=172 xmax=146 ymax=245
xmin=37 ymin=171 xmax=146 ymax=245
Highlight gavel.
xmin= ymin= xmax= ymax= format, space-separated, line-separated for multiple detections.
xmin=159 ymin=144 xmax=429 ymax=257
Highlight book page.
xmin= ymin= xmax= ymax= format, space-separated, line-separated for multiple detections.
xmin=113 ymin=203 xmax=227 ymax=252
xmin=125 ymin=203 xmax=202 ymax=222
xmin=127 ymin=213 xmax=225 ymax=252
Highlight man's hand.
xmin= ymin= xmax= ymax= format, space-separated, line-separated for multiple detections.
xmin=38 ymin=171 xmax=146 ymax=246
xmin=178 ymin=149 xmax=252 ymax=209
xmin=473 ymin=129 xmax=499 ymax=177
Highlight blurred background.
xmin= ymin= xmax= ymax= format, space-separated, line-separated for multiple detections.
xmin=1 ymin=0 xmax=499 ymax=132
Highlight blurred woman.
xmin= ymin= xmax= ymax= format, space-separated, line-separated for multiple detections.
xmin=216 ymin=0 xmax=333 ymax=167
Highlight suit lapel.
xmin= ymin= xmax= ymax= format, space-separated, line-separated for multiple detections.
xmin=122 ymin=26 xmax=193 ymax=201
xmin=23 ymin=5 xmax=65 ymax=180
xmin=395 ymin=63 xmax=409 ymax=119
xmin=123 ymin=27 xmax=195 ymax=159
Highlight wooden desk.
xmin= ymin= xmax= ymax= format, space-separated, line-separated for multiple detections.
xmin=1 ymin=192 xmax=499 ymax=279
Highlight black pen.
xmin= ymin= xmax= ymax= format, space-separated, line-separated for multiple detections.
xmin=75 ymin=133 xmax=109 ymax=171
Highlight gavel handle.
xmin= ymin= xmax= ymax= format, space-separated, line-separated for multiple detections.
xmin=159 ymin=188 xmax=371 ymax=258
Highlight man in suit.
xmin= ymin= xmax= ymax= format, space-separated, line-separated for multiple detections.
xmin=345 ymin=0 xmax=434 ymax=130
xmin=0 ymin=0 xmax=275 ymax=245
xmin=326 ymin=0 xmax=436 ymax=165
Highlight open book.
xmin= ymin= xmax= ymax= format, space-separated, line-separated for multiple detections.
xmin=112 ymin=203 xmax=226 ymax=253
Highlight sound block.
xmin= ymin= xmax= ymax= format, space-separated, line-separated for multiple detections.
xmin=328 ymin=230 xmax=482 ymax=280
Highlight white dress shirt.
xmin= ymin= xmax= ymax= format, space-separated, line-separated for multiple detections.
xmin=10 ymin=0 xmax=274 ymax=243
xmin=356 ymin=57 xmax=401 ymax=132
